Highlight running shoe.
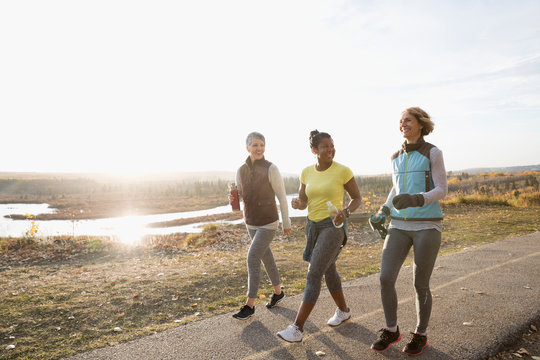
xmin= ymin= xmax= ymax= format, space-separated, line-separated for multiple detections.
xmin=327 ymin=307 xmax=351 ymax=326
xmin=371 ymin=326 xmax=401 ymax=352
xmin=265 ymin=291 xmax=285 ymax=309
xmin=277 ymin=324 xmax=303 ymax=342
xmin=403 ymin=332 xmax=428 ymax=356
xmin=232 ymin=305 xmax=254 ymax=320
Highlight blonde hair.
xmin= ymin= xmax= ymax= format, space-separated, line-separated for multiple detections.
xmin=404 ymin=107 xmax=434 ymax=136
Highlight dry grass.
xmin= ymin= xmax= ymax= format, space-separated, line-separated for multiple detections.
xmin=0 ymin=205 xmax=539 ymax=359
xmin=443 ymin=171 xmax=540 ymax=208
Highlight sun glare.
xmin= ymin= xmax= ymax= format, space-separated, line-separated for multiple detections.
xmin=114 ymin=217 xmax=147 ymax=245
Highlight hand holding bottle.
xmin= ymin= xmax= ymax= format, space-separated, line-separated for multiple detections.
xmin=327 ymin=201 xmax=344 ymax=228
xmin=228 ymin=183 xmax=240 ymax=211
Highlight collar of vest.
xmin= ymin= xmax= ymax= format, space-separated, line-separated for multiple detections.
xmin=402 ymin=137 xmax=426 ymax=153
xmin=245 ymin=156 xmax=267 ymax=168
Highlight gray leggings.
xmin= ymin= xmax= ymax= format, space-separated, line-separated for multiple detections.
xmin=246 ymin=228 xmax=280 ymax=298
xmin=303 ymin=227 xmax=344 ymax=304
xmin=380 ymin=228 xmax=441 ymax=334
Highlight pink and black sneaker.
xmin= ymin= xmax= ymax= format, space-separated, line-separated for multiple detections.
xmin=403 ymin=333 xmax=428 ymax=356
xmin=371 ymin=326 xmax=401 ymax=352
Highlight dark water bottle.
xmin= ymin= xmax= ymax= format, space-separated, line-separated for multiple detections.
xmin=229 ymin=183 xmax=240 ymax=211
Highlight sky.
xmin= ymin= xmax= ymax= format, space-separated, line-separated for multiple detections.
xmin=1 ymin=0 xmax=539 ymax=177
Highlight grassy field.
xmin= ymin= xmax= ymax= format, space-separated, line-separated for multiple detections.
xmin=1 ymin=204 xmax=539 ymax=359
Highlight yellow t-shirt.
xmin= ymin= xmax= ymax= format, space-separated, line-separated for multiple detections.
xmin=301 ymin=161 xmax=354 ymax=222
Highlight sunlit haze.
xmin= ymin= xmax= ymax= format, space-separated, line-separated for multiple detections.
xmin=1 ymin=1 xmax=539 ymax=177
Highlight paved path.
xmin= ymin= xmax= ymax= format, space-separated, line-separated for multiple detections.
xmin=69 ymin=232 xmax=540 ymax=360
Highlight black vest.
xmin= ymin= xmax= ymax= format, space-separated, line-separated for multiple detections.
xmin=239 ymin=157 xmax=279 ymax=226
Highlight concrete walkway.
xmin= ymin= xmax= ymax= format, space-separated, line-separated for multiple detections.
xmin=69 ymin=232 xmax=540 ymax=360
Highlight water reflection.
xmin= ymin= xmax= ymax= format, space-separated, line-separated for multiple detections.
xmin=0 ymin=195 xmax=306 ymax=241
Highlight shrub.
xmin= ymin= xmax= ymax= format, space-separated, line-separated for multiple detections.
xmin=443 ymin=195 xmax=510 ymax=206
xmin=515 ymin=192 xmax=540 ymax=207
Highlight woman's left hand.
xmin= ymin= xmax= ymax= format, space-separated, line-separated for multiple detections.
xmin=393 ymin=193 xmax=425 ymax=209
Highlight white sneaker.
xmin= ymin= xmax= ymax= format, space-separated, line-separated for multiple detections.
xmin=327 ymin=307 xmax=351 ymax=326
xmin=277 ymin=324 xmax=303 ymax=342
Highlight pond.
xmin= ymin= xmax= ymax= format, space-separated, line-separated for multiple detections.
xmin=0 ymin=195 xmax=307 ymax=243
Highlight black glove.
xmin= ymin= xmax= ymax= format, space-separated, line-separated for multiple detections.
xmin=392 ymin=193 xmax=425 ymax=210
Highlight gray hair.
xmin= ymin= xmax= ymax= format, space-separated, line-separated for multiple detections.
xmin=246 ymin=132 xmax=265 ymax=146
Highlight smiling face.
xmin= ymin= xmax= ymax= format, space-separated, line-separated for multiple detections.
xmin=247 ymin=137 xmax=265 ymax=161
xmin=313 ymin=136 xmax=335 ymax=165
xmin=400 ymin=111 xmax=424 ymax=143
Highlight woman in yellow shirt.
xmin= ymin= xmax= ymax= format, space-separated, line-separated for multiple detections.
xmin=277 ymin=130 xmax=361 ymax=342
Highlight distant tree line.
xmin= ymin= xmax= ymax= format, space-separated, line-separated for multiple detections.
xmin=355 ymin=175 xmax=392 ymax=195
xmin=0 ymin=175 xmax=396 ymax=200
xmin=0 ymin=178 xmax=233 ymax=198
xmin=10 ymin=172 xmax=536 ymax=202
xmin=447 ymin=173 xmax=540 ymax=196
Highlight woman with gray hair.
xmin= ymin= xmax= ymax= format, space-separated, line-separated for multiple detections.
xmin=232 ymin=132 xmax=292 ymax=320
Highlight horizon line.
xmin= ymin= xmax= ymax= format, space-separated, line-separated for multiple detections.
xmin=0 ymin=164 xmax=539 ymax=179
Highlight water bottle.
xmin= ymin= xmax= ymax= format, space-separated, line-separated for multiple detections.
xmin=326 ymin=201 xmax=343 ymax=228
xmin=369 ymin=212 xmax=388 ymax=239
xmin=229 ymin=183 xmax=240 ymax=211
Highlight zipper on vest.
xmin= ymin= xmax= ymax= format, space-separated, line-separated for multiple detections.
xmin=403 ymin=152 xmax=409 ymax=220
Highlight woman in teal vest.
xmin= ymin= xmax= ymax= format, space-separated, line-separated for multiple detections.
xmin=370 ymin=107 xmax=448 ymax=356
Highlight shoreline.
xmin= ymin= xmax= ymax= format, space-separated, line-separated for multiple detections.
xmin=0 ymin=194 xmax=229 ymax=221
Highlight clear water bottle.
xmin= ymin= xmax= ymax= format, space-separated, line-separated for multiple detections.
xmin=326 ymin=201 xmax=343 ymax=228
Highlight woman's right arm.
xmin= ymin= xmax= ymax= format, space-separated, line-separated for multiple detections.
xmin=291 ymin=183 xmax=308 ymax=210
xmin=373 ymin=183 xmax=395 ymax=216
xmin=383 ymin=185 xmax=396 ymax=210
